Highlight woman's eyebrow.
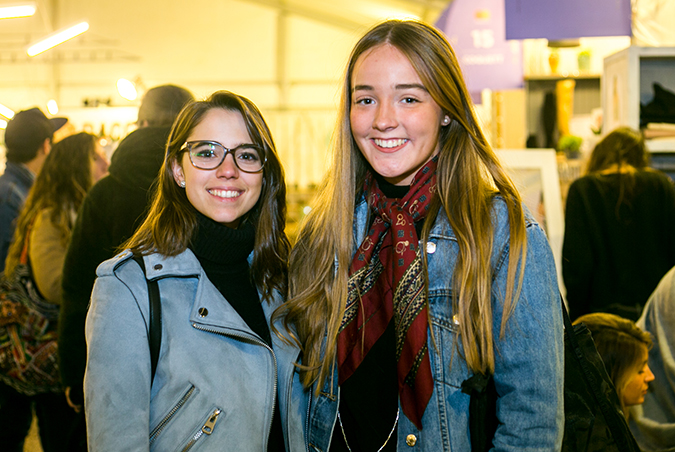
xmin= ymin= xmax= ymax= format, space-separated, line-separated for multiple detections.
xmin=352 ymin=83 xmax=428 ymax=92
xmin=395 ymin=83 xmax=428 ymax=91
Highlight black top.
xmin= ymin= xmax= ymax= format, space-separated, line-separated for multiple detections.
xmin=330 ymin=176 xmax=409 ymax=452
xmin=563 ymin=170 xmax=675 ymax=321
xmin=59 ymin=126 xmax=172 ymax=404
xmin=190 ymin=212 xmax=271 ymax=346
xmin=189 ymin=212 xmax=284 ymax=452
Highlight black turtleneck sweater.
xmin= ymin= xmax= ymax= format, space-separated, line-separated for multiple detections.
xmin=189 ymin=212 xmax=283 ymax=452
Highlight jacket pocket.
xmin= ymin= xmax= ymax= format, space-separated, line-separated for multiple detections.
xmin=431 ymin=313 xmax=469 ymax=389
xmin=175 ymin=406 xmax=224 ymax=452
xmin=150 ymin=383 xmax=198 ymax=444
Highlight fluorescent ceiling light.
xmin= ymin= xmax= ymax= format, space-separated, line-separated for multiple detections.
xmin=0 ymin=3 xmax=36 ymax=19
xmin=117 ymin=79 xmax=137 ymax=101
xmin=27 ymin=21 xmax=89 ymax=57
xmin=0 ymin=103 xmax=15 ymax=119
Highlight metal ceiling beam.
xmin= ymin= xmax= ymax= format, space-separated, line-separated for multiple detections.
xmin=239 ymin=0 xmax=373 ymax=31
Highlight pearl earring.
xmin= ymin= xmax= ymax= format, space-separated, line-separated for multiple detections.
xmin=179 ymin=181 xmax=186 ymax=188
xmin=442 ymin=116 xmax=451 ymax=125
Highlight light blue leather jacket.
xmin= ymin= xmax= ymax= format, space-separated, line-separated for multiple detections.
xmin=84 ymin=249 xmax=303 ymax=452
xmin=287 ymin=195 xmax=564 ymax=452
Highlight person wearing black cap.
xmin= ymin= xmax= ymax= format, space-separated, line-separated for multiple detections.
xmin=57 ymin=84 xmax=193 ymax=450
xmin=0 ymin=108 xmax=67 ymax=273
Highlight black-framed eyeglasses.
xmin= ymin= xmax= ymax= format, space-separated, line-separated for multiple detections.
xmin=181 ymin=140 xmax=266 ymax=173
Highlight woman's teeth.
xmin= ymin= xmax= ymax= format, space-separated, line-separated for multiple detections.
xmin=209 ymin=189 xmax=240 ymax=198
xmin=374 ymin=138 xmax=408 ymax=148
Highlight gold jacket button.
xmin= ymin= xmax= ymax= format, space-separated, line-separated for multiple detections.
xmin=406 ymin=434 xmax=417 ymax=446
xmin=198 ymin=307 xmax=208 ymax=317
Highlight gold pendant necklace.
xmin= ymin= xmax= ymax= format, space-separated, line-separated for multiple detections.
xmin=337 ymin=408 xmax=399 ymax=452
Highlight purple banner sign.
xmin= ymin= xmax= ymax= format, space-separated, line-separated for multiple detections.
xmin=505 ymin=0 xmax=631 ymax=41
xmin=436 ymin=0 xmax=523 ymax=99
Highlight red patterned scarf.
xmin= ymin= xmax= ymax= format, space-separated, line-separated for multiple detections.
xmin=337 ymin=157 xmax=438 ymax=429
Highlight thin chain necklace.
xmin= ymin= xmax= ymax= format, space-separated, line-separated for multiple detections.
xmin=337 ymin=408 xmax=399 ymax=452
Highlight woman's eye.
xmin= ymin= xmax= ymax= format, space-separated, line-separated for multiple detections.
xmin=194 ymin=148 xmax=217 ymax=158
xmin=355 ymin=98 xmax=373 ymax=105
xmin=402 ymin=97 xmax=419 ymax=104
xmin=236 ymin=147 xmax=261 ymax=161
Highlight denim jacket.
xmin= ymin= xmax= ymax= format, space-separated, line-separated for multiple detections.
xmin=85 ymin=249 xmax=304 ymax=452
xmin=0 ymin=161 xmax=34 ymax=273
xmin=289 ymin=195 xmax=564 ymax=452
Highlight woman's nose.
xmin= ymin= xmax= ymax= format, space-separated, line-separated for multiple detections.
xmin=374 ymin=103 xmax=397 ymax=131
xmin=216 ymin=152 xmax=239 ymax=177
xmin=645 ymin=364 xmax=656 ymax=383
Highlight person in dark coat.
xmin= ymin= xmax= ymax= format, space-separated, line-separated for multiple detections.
xmin=563 ymin=127 xmax=675 ymax=322
xmin=57 ymin=85 xmax=194 ymax=435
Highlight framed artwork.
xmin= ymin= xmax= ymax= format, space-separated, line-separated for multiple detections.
xmin=496 ymin=149 xmax=564 ymax=290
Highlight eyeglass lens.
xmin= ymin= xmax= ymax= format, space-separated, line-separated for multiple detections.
xmin=188 ymin=141 xmax=264 ymax=172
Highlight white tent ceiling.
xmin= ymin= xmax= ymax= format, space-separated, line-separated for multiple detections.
xmin=0 ymin=0 xmax=448 ymax=110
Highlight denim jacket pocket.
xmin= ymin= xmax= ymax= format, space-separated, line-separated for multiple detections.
xmin=428 ymin=292 xmax=469 ymax=389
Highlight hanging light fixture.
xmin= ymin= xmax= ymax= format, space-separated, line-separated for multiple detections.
xmin=0 ymin=2 xmax=36 ymax=19
xmin=47 ymin=99 xmax=58 ymax=115
xmin=27 ymin=21 xmax=89 ymax=57
xmin=117 ymin=78 xmax=137 ymax=101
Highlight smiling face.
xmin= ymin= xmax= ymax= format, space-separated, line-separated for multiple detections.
xmin=171 ymin=108 xmax=262 ymax=228
xmin=350 ymin=43 xmax=448 ymax=186
xmin=622 ymin=346 xmax=655 ymax=407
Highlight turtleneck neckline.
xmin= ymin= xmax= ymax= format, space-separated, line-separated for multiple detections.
xmin=373 ymin=171 xmax=410 ymax=199
xmin=189 ymin=211 xmax=255 ymax=264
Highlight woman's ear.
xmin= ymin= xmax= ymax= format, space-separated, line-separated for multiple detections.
xmin=171 ymin=158 xmax=186 ymax=187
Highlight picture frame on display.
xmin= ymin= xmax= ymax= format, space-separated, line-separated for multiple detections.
xmin=496 ymin=149 xmax=564 ymax=291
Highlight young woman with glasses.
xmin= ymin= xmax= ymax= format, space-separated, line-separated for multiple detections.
xmin=83 ymin=91 xmax=300 ymax=451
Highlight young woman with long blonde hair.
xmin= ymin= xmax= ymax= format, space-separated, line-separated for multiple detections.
xmin=278 ymin=20 xmax=564 ymax=451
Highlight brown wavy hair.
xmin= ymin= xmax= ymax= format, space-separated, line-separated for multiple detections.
xmin=123 ymin=90 xmax=289 ymax=300
xmin=277 ymin=19 xmax=527 ymax=391
xmin=4 ymin=132 xmax=98 ymax=276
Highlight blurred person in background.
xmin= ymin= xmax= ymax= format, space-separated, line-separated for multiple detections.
xmin=0 ymin=108 xmax=66 ymax=273
xmin=57 ymin=85 xmax=194 ymax=433
xmin=0 ymin=132 xmax=106 ymax=452
xmin=629 ymin=266 xmax=675 ymax=451
xmin=573 ymin=313 xmax=655 ymax=419
xmin=563 ymin=127 xmax=675 ymax=321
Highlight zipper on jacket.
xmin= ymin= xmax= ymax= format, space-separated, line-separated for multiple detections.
xmin=191 ymin=323 xmax=278 ymax=450
xmin=149 ymin=385 xmax=196 ymax=444
xmin=181 ymin=408 xmax=222 ymax=452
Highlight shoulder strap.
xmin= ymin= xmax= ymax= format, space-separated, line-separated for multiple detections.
xmin=132 ymin=254 xmax=162 ymax=385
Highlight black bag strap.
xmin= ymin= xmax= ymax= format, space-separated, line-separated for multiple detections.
xmin=560 ymin=296 xmax=638 ymax=450
xmin=132 ymin=254 xmax=161 ymax=385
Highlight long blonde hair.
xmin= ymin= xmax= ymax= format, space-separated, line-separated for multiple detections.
xmin=278 ymin=20 xmax=527 ymax=390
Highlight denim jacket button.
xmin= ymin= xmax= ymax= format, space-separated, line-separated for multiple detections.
xmin=198 ymin=307 xmax=208 ymax=317
xmin=426 ymin=241 xmax=436 ymax=254
xmin=406 ymin=434 xmax=417 ymax=446
xmin=153 ymin=264 xmax=163 ymax=270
